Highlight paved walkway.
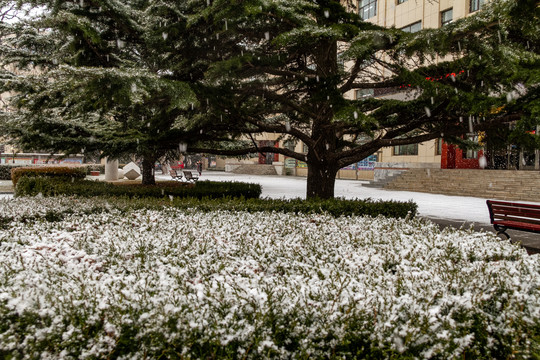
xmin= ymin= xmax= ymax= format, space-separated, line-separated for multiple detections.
xmin=2 ymin=172 xmax=539 ymax=254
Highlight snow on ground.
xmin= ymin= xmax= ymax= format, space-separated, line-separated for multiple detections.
xmin=167 ymin=171 xmax=538 ymax=225
xmin=3 ymin=170 xmax=536 ymax=226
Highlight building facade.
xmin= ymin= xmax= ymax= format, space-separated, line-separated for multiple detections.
xmin=358 ymin=0 xmax=485 ymax=173
xmin=249 ymin=0 xmax=538 ymax=180
xmin=232 ymin=0 xmax=492 ymax=178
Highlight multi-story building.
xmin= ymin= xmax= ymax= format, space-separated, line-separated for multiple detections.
xmin=357 ymin=0 xmax=538 ymax=176
xmin=357 ymin=0 xmax=481 ymax=177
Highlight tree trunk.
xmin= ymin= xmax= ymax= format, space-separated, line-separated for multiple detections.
xmin=141 ymin=156 xmax=156 ymax=185
xmin=306 ymin=160 xmax=339 ymax=199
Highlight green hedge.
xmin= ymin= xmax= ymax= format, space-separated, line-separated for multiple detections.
xmin=170 ymin=197 xmax=417 ymax=218
xmin=14 ymin=177 xmax=417 ymax=219
xmin=0 ymin=164 xmax=28 ymax=180
xmin=15 ymin=177 xmax=262 ymax=200
xmin=0 ymin=164 xmax=105 ymax=180
xmin=11 ymin=166 xmax=87 ymax=186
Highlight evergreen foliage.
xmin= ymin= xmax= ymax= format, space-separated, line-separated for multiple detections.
xmin=187 ymin=0 xmax=539 ymax=198
xmin=0 ymin=196 xmax=537 ymax=359
xmin=0 ymin=0 xmax=240 ymax=184
xmin=1 ymin=0 xmax=538 ymax=197
xmin=12 ymin=176 xmax=416 ymax=218
xmin=0 ymin=164 xmax=27 ymax=180
xmin=15 ymin=177 xmax=263 ymax=199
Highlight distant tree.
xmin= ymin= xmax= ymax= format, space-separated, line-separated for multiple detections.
xmin=187 ymin=0 xmax=539 ymax=198
xmin=0 ymin=0 xmax=237 ymax=184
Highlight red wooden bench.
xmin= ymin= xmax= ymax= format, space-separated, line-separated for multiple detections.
xmin=486 ymin=200 xmax=540 ymax=239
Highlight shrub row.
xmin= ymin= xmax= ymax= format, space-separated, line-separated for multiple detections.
xmin=0 ymin=164 xmax=106 ymax=181
xmin=14 ymin=177 xmax=417 ymax=219
xmin=15 ymin=177 xmax=263 ymax=200
xmin=11 ymin=166 xmax=87 ymax=186
xmin=2 ymin=203 xmax=533 ymax=359
xmin=170 ymin=196 xmax=418 ymax=218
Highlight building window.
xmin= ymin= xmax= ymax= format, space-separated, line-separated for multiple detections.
xmin=397 ymin=0 xmax=407 ymax=4
xmin=337 ymin=52 xmax=345 ymax=70
xmin=435 ymin=139 xmax=443 ymax=155
xmin=355 ymin=89 xmax=374 ymax=100
xmin=393 ymin=143 xmax=418 ymax=156
xmin=462 ymin=148 xmax=478 ymax=159
xmin=441 ymin=8 xmax=453 ymax=26
xmin=401 ymin=21 xmax=422 ymax=33
xmin=283 ymin=140 xmax=296 ymax=152
xmin=470 ymin=0 xmax=484 ymax=13
xmin=359 ymin=0 xmax=377 ymax=20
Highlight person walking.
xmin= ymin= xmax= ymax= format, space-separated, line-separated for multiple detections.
xmin=196 ymin=160 xmax=202 ymax=176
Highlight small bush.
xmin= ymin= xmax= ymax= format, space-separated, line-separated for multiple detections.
xmin=170 ymin=196 xmax=417 ymax=219
xmin=1 ymin=164 xmax=105 ymax=180
xmin=11 ymin=166 xmax=87 ymax=186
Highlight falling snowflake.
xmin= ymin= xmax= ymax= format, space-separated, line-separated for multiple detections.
xmin=285 ymin=121 xmax=291 ymax=132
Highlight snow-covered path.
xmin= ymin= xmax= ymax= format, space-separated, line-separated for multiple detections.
xmin=170 ymin=171 xmax=537 ymax=225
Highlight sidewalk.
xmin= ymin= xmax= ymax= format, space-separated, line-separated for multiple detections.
xmin=0 ymin=180 xmax=13 ymax=194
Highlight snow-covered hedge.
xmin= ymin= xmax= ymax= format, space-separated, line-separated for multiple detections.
xmin=0 ymin=198 xmax=539 ymax=359
xmin=0 ymin=195 xmax=418 ymax=222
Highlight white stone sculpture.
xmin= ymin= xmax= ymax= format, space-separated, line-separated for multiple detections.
xmin=123 ymin=161 xmax=141 ymax=180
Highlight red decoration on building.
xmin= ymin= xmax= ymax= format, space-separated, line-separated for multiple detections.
xmin=441 ymin=142 xmax=483 ymax=169
xmin=425 ymin=70 xmax=465 ymax=82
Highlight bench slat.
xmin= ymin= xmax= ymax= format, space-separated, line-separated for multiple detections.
xmin=494 ymin=220 xmax=540 ymax=232
xmin=169 ymin=170 xmax=182 ymax=180
xmin=490 ymin=205 xmax=540 ymax=218
xmin=490 ymin=207 xmax=540 ymax=221
xmin=488 ymin=200 xmax=540 ymax=211
xmin=492 ymin=216 xmax=540 ymax=226
xmin=183 ymin=171 xmax=199 ymax=181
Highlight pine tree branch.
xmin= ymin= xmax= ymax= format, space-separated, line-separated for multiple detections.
xmin=339 ymin=58 xmax=363 ymax=93
xmin=187 ymin=145 xmax=306 ymax=161
xmin=346 ymin=79 xmax=401 ymax=90
xmin=243 ymin=116 xmax=314 ymax=146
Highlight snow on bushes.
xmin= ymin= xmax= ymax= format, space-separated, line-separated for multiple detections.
xmin=0 ymin=197 xmax=539 ymax=359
